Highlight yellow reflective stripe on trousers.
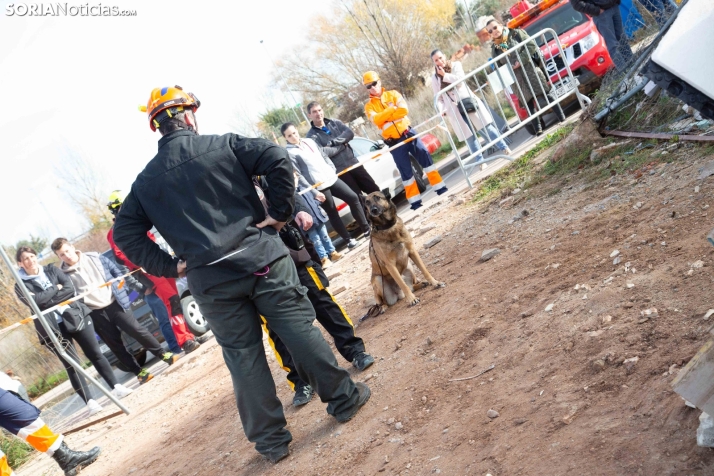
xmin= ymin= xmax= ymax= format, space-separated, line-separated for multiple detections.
xmin=306 ymin=266 xmax=355 ymax=332
xmin=17 ymin=418 xmax=61 ymax=454
xmin=0 ymin=451 xmax=15 ymax=476
xmin=260 ymin=316 xmax=295 ymax=390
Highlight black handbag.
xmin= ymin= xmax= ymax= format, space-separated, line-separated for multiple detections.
xmin=60 ymin=302 xmax=90 ymax=333
xmin=459 ymin=97 xmax=478 ymax=113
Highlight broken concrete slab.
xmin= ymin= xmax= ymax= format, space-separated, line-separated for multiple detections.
xmin=479 ymin=248 xmax=501 ymax=262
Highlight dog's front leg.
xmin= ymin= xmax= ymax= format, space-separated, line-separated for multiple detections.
xmin=408 ymin=246 xmax=446 ymax=288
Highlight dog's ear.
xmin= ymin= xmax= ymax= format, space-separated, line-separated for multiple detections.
xmin=363 ymin=198 xmax=372 ymax=223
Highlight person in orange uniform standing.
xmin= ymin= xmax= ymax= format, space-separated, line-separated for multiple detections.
xmin=363 ymin=71 xmax=448 ymax=210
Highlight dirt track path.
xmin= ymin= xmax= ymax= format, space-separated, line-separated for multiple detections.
xmin=19 ymin=139 xmax=714 ymax=476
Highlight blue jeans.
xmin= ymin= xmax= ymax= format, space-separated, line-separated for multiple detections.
xmin=307 ymin=223 xmax=336 ymax=259
xmin=144 ymin=291 xmax=181 ymax=353
xmin=466 ymin=123 xmax=509 ymax=158
xmin=594 ymin=6 xmax=633 ymax=71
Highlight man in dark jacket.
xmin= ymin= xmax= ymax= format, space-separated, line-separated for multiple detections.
xmin=52 ymin=237 xmax=177 ymax=384
xmin=112 ymin=86 xmax=370 ymax=463
xmin=570 ymin=0 xmax=633 ymax=71
xmin=305 ymin=102 xmax=380 ymax=197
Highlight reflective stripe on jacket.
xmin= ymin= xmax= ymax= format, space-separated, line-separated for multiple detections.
xmin=364 ymin=89 xmax=411 ymax=140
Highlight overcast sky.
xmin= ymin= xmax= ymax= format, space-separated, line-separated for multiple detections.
xmin=0 ymin=0 xmax=330 ymax=246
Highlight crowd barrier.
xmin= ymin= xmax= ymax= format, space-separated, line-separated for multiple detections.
xmin=434 ymin=27 xmax=591 ymax=188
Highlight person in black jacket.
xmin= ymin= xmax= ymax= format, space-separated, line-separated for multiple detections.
xmin=113 ymin=86 xmax=369 ymax=463
xmin=14 ymin=246 xmax=133 ymax=417
xmin=305 ymin=102 xmax=380 ymax=197
xmin=256 ymin=178 xmax=375 ymax=407
xmin=570 ymin=0 xmax=633 ymax=71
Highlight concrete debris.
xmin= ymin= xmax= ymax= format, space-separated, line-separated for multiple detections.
xmin=545 ymin=303 xmax=554 ymax=312
xmin=414 ymin=224 xmax=437 ymax=237
xmin=624 ymin=356 xmax=639 ymax=374
xmin=704 ymin=310 xmax=714 ymax=321
xmin=610 ymin=250 xmax=620 ymax=258
xmin=395 ymin=422 xmax=403 ymax=430
xmin=692 ymin=260 xmax=705 ymax=269
xmin=626 ymin=283 xmax=635 ymax=289
xmin=479 ymin=248 xmax=501 ymax=262
xmin=587 ymin=330 xmax=604 ymax=337
xmin=423 ymin=235 xmax=443 ymax=249
xmin=640 ymin=308 xmax=659 ymax=318
xmin=613 ymin=256 xmax=621 ymax=265
xmin=486 ymin=409 xmax=500 ymax=419
xmin=500 ymin=196 xmax=514 ymax=208
xmin=698 ymin=161 xmax=714 ymax=180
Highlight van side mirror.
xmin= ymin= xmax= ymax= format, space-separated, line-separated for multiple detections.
xmin=376 ymin=140 xmax=385 ymax=148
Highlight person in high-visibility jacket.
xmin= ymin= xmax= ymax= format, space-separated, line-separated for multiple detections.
xmin=363 ymin=71 xmax=447 ymax=209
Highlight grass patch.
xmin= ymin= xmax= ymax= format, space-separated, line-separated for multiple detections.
xmin=472 ymin=124 xmax=575 ymax=202
xmin=26 ymin=369 xmax=70 ymax=399
xmin=431 ymin=143 xmax=453 ymax=163
xmin=0 ymin=432 xmax=34 ymax=468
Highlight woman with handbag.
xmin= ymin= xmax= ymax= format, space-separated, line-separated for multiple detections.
xmin=431 ymin=49 xmax=511 ymax=168
xmin=14 ymin=246 xmax=132 ymax=416
xmin=487 ymin=19 xmax=566 ymax=136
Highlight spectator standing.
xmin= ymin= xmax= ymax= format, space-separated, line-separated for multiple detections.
xmin=106 ymin=190 xmax=201 ymax=355
xmin=255 ymin=177 xmax=374 ymax=407
xmin=292 ymin=171 xmax=341 ymax=267
xmin=281 ymin=122 xmax=370 ymax=247
xmin=0 ymin=387 xmax=101 ymax=476
xmin=569 ymin=0 xmax=633 ymax=71
xmin=487 ymin=19 xmax=567 ymax=136
xmin=14 ymin=246 xmax=133 ymax=417
xmin=52 ymin=238 xmax=178 ymax=384
xmin=113 ymin=86 xmax=369 ymax=463
xmin=430 ymin=49 xmax=512 ymax=165
xmin=362 ymin=71 xmax=448 ymax=210
xmin=305 ymin=102 xmax=380 ymax=198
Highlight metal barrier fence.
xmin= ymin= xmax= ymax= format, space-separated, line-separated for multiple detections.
xmin=434 ymin=27 xmax=590 ymax=188
xmin=0 ymin=246 xmax=129 ymax=434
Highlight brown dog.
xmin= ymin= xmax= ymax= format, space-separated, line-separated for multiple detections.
xmin=363 ymin=192 xmax=445 ymax=317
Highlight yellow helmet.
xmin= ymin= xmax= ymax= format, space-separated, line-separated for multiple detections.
xmin=107 ymin=190 xmax=127 ymax=215
xmin=362 ymin=71 xmax=380 ymax=85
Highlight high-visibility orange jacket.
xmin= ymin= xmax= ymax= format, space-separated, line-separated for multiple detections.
xmin=364 ymin=89 xmax=411 ymax=140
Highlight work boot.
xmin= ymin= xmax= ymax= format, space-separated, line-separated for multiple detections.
xmin=137 ymin=368 xmax=153 ymax=384
xmin=196 ymin=332 xmax=212 ymax=344
xmin=410 ymin=200 xmax=423 ymax=210
xmin=329 ymin=251 xmax=342 ymax=262
xmin=182 ymin=339 xmax=200 ymax=354
xmin=263 ymin=445 xmax=290 ymax=464
xmin=161 ymin=352 xmax=179 ymax=365
xmin=435 ymin=186 xmax=449 ymax=196
xmin=292 ymin=383 xmax=314 ymax=407
xmin=347 ymin=239 xmax=359 ymax=249
xmin=52 ymin=441 xmax=101 ymax=476
xmin=335 ymin=382 xmax=371 ymax=423
xmin=352 ymin=352 xmax=375 ymax=371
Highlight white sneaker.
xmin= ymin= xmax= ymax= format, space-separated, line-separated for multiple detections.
xmin=503 ymin=147 xmax=513 ymax=155
xmin=112 ymin=384 xmax=133 ymax=399
xmin=86 ymin=399 xmax=102 ymax=416
xmin=480 ymin=162 xmax=489 ymax=171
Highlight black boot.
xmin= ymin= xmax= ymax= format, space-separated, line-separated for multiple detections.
xmin=52 ymin=441 xmax=101 ymax=476
xmin=555 ymin=103 xmax=566 ymax=123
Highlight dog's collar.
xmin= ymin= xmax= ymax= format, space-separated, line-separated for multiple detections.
xmin=371 ymin=217 xmax=397 ymax=231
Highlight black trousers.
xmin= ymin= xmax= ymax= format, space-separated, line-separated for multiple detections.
xmin=264 ymin=261 xmax=366 ymax=390
xmin=321 ymin=178 xmax=370 ymax=241
xmin=45 ymin=318 xmax=118 ymax=402
xmin=90 ymin=300 xmax=164 ymax=375
xmin=192 ymin=255 xmax=358 ymax=456
xmin=339 ymin=165 xmax=380 ymax=196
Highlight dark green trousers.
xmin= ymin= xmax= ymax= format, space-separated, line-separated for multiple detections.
xmin=192 ymin=255 xmax=359 ymax=456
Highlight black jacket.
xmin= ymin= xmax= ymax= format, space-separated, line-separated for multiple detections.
xmin=570 ymin=0 xmax=620 ymax=16
xmin=113 ymin=130 xmax=295 ymax=287
xmin=306 ymin=118 xmax=359 ymax=171
xmin=14 ymin=265 xmax=89 ymax=345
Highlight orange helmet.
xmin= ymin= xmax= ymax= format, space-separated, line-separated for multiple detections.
xmin=362 ymin=71 xmax=380 ymax=85
xmin=140 ymin=86 xmax=201 ymax=131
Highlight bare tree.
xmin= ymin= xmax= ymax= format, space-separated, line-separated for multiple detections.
xmin=272 ymin=0 xmax=456 ymax=121
xmin=54 ymin=147 xmax=112 ymax=232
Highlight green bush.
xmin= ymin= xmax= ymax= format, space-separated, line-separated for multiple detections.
xmin=0 ymin=432 xmax=34 ymax=468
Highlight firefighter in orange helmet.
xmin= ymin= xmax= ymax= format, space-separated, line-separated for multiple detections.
xmin=363 ymin=71 xmax=447 ymax=210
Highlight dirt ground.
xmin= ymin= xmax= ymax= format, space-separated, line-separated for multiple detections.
xmin=19 ymin=132 xmax=714 ymax=475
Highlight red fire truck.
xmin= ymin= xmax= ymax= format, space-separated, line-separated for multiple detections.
xmin=504 ymin=0 xmax=614 ymax=119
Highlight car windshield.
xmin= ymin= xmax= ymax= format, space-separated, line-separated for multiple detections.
xmin=350 ymin=137 xmax=379 ymax=157
xmin=523 ymin=3 xmax=587 ymax=46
